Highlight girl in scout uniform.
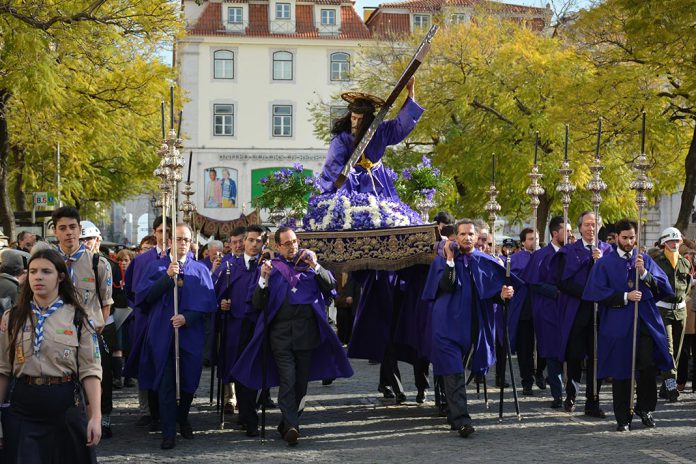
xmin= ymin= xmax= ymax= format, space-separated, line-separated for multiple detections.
xmin=0 ymin=248 xmax=102 ymax=463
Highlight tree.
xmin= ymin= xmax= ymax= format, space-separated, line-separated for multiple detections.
xmin=0 ymin=0 xmax=181 ymax=239
xmin=314 ymin=13 xmax=691 ymax=234
xmin=571 ymin=0 xmax=696 ymax=232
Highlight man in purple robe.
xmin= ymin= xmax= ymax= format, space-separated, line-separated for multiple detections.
xmin=317 ymin=77 xmax=423 ymax=199
xmin=551 ymin=211 xmax=612 ymax=418
xmin=522 ymin=216 xmax=572 ymax=408
xmin=212 ymin=224 xmax=266 ymax=436
xmin=422 ymin=219 xmax=515 ymax=438
xmin=135 ymin=223 xmax=217 ymax=450
xmin=123 ymin=216 xmax=170 ymax=428
xmin=582 ymin=219 xmax=673 ymax=431
xmin=231 ymin=227 xmax=353 ymax=446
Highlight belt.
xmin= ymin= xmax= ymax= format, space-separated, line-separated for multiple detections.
xmin=355 ymin=155 xmax=382 ymax=172
xmin=22 ymin=375 xmax=76 ymax=386
xmin=656 ymin=301 xmax=686 ymax=310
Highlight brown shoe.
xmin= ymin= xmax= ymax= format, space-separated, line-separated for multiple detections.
xmin=284 ymin=427 xmax=299 ymax=446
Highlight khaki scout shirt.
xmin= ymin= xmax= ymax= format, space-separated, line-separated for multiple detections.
xmin=65 ymin=248 xmax=113 ymax=329
xmin=0 ymin=304 xmax=102 ymax=381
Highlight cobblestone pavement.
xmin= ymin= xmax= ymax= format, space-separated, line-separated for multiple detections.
xmin=98 ymin=359 xmax=696 ymax=464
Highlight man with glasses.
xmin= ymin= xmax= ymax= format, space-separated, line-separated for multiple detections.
xmin=232 ymin=226 xmax=352 ymax=446
xmin=136 ymin=223 xmax=216 ymax=449
xmin=124 ymin=216 xmax=171 ymax=429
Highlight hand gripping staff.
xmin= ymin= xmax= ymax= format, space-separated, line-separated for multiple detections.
xmin=334 ymin=24 xmax=439 ymax=188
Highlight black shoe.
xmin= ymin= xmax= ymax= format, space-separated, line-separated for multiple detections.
xmin=284 ymin=427 xmax=299 ymax=446
xmin=458 ymin=424 xmax=475 ymax=438
xmin=161 ymin=437 xmax=176 ymax=449
xmin=113 ymin=378 xmax=123 ymax=390
xmin=378 ymin=385 xmax=395 ymax=399
xmin=224 ymin=403 xmax=235 ymax=414
xmin=616 ymin=424 xmax=631 ymax=432
xmin=246 ymin=427 xmax=260 ymax=437
xmin=550 ymin=398 xmax=563 ymax=409
xmin=416 ymin=389 xmax=426 ymax=404
xmin=438 ymin=404 xmax=449 ymax=417
xmin=535 ymin=374 xmax=547 ymax=390
xmin=322 ymin=378 xmax=335 ymax=386
xmin=495 ymin=379 xmax=510 ymax=389
xmin=635 ymin=410 xmax=655 ymax=428
xmin=102 ymin=425 xmax=113 ymax=439
xmin=135 ymin=415 xmax=152 ymax=427
xmin=522 ymin=386 xmax=534 ymax=396
xmin=584 ymin=408 xmax=606 ymax=419
xmin=124 ymin=377 xmax=136 ymax=388
xmin=563 ymin=398 xmax=575 ymax=413
xmin=179 ymin=422 xmax=194 ymax=439
xmin=149 ymin=420 xmax=161 ymax=433
xmin=395 ymin=392 xmax=407 ymax=404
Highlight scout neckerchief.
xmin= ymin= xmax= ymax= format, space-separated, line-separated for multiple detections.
xmin=59 ymin=244 xmax=87 ymax=283
xmin=30 ymin=298 xmax=64 ymax=356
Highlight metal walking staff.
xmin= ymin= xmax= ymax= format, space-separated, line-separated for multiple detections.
xmin=629 ymin=112 xmax=653 ymax=416
xmin=586 ymin=118 xmax=606 ymax=403
xmin=484 ymin=154 xmax=501 ymax=410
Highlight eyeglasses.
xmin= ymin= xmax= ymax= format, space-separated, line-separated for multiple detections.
xmin=176 ymin=237 xmax=192 ymax=244
xmin=279 ymin=239 xmax=299 ymax=248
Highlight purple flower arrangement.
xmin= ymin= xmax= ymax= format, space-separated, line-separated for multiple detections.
xmin=303 ymin=192 xmax=422 ymax=231
xmin=253 ymin=164 xmax=319 ymax=213
xmin=395 ymin=155 xmax=450 ymax=209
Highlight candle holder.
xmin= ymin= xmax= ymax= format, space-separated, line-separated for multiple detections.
xmin=180 ymin=181 xmax=197 ymax=224
xmin=525 ymin=164 xmax=544 ymax=250
xmin=484 ymin=182 xmax=501 ymax=256
xmin=558 ymin=129 xmax=576 ymax=245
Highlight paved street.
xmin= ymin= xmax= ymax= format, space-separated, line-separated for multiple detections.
xmin=98 ymin=359 xmax=696 ymax=463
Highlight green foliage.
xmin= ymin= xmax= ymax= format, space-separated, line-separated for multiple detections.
xmin=251 ymin=165 xmax=319 ymax=215
xmin=0 ymin=0 xmax=182 ymax=222
xmin=394 ymin=155 xmax=453 ymax=208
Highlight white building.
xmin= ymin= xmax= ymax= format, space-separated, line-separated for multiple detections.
xmin=177 ymin=0 xmax=371 ymax=225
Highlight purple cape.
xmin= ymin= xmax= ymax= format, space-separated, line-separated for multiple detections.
xmin=422 ymin=250 xmax=518 ymax=376
xmin=123 ymin=247 xmax=162 ymax=378
xmin=347 ymin=270 xmax=396 ymax=360
xmin=318 ymin=97 xmax=424 ymax=199
xmin=231 ymin=262 xmax=353 ymax=389
xmin=393 ymin=265 xmax=433 ymax=362
xmin=550 ymin=239 xmax=613 ymax=361
xmin=521 ymin=244 xmax=560 ymax=359
xmin=494 ymin=251 xmax=530 ymax=352
xmin=213 ymin=256 xmax=259 ymax=383
xmin=135 ymin=256 xmax=217 ymax=393
xmin=582 ymin=249 xmax=674 ymax=379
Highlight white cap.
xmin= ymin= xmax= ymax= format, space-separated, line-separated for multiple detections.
xmin=659 ymin=227 xmax=682 ymax=245
xmin=79 ymin=220 xmax=101 ymax=239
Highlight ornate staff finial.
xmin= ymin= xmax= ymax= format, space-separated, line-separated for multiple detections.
xmin=484 ymin=154 xmax=501 ymax=256
xmin=526 ymin=132 xmax=545 ymax=250
xmin=557 ymin=124 xmax=576 ymax=244
xmin=628 ymin=111 xmax=653 ymax=417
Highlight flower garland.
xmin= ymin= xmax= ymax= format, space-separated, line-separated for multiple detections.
xmin=303 ymin=192 xmax=422 ymax=231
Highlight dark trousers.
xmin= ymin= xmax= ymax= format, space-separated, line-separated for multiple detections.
xmin=546 ymin=358 xmax=564 ymax=400
xmin=612 ymin=326 xmax=657 ymax=426
xmin=565 ymin=306 xmax=601 ymax=408
xmin=516 ymin=319 xmax=536 ymax=389
xmin=379 ymin=346 xmax=403 ymax=394
xmin=413 ymin=358 xmax=430 ymax=391
xmin=434 ymin=375 xmax=447 ymax=407
xmin=443 ymin=373 xmax=471 ymax=427
xmin=273 ymin=348 xmax=313 ymax=432
xmin=148 ymin=390 xmax=160 ymax=420
xmin=235 ymin=318 xmax=258 ymax=430
xmin=100 ymin=324 xmax=116 ymax=416
xmin=336 ymin=307 xmax=354 ymax=345
xmin=677 ymin=334 xmax=695 ymax=386
xmin=158 ymin=354 xmax=194 ymax=439
xmin=536 ymin=356 xmax=547 ymax=378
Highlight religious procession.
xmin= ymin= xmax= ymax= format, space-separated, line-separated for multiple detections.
xmin=0 ymin=0 xmax=695 ymax=463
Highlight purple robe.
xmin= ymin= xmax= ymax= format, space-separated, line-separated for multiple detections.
xmin=521 ymin=244 xmax=560 ymax=359
xmin=393 ymin=265 xmax=433 ymax=362
xmin=347 ymin=271 xmax=397 ymax=360
xmin=550 ymin=239 xmax=613 ymax=362
xmin=582 ymin=249 xmax=674 ymax=379
xmin=231 ymin=260 xmax=353 ymax=389
xmin=422 ymin=250 xmax=519 ymax=376
xmin=123 ymin=247 xmax=162 ymax=378
xmin=135 ymin=256 xmax=217 ymax=393
xmin=318 ymin=97 xmax=424 ymax=199
xmin=494 ymin=251 xmax=530 ymax=352
xmin=201 ymin=256 xmax=213 ymax=270
xmin=212 ymin=256 xmax=259 ymax=383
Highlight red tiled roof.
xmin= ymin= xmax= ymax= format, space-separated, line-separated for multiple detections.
xmin=367 ymin=12 xmax=411 ymax=37
xmin=376 ymin=0 xmax=546 ymax=13
xmin=188 ymin=2 xmax=370 ymax=40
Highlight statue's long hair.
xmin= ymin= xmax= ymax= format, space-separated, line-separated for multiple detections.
xmin=331 ymin=111 xmax=376 ymax=149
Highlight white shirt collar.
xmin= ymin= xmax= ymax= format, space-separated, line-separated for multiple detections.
xmin=551 ymin=242 xmax=560 ymax=252
xmin=582 ymin=239 xmax=594 ymax=249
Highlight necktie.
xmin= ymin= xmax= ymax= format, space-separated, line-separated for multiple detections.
xmin=249 ymin=257 xmax=258 ymax=272
xmin=31 ymin=299 xmax=64 ymax=356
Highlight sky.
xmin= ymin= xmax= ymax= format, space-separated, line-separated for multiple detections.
xmin=352 ymin=0 xmax=595 ymax=15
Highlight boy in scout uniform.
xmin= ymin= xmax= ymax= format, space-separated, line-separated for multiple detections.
xmin=52 ymin=206 xmax=114 ymax=437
